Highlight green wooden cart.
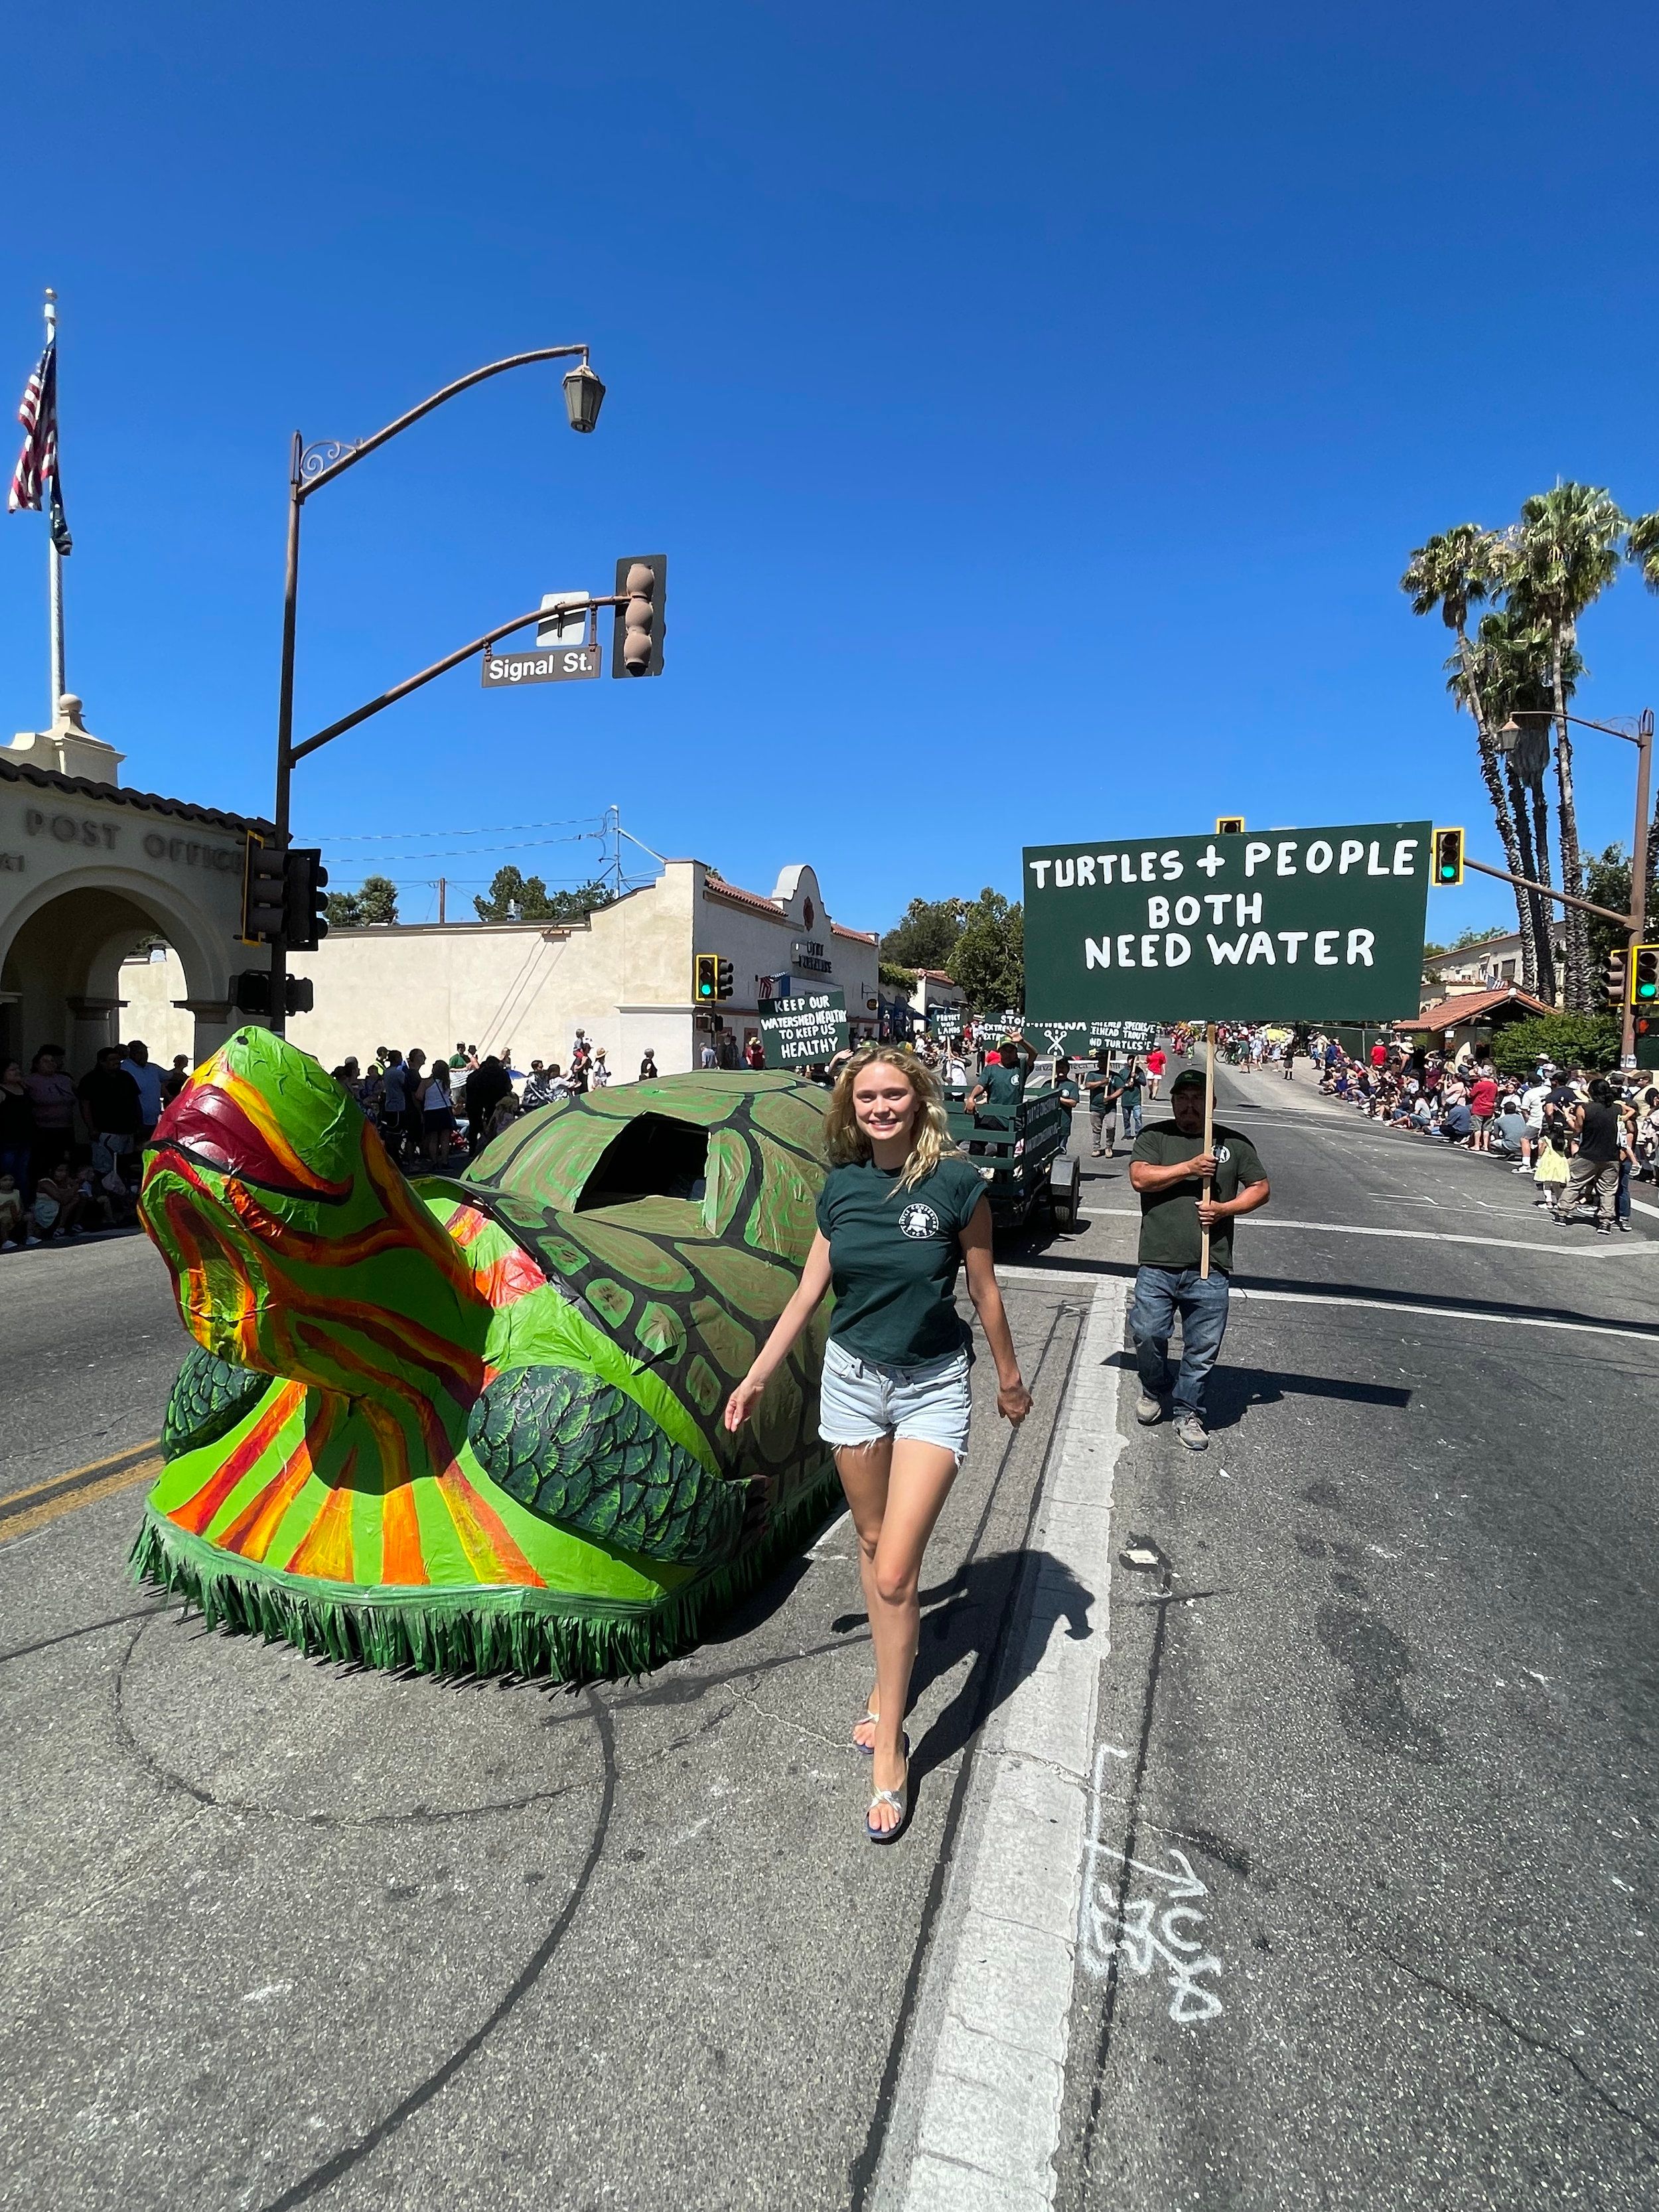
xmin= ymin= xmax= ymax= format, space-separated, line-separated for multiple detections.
xmin=943 ymin=1082 xmax=1081 ymax=1231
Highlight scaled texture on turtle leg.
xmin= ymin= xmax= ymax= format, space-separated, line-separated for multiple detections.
xmin=132 ymin=1027 xmax=837 ymax=1683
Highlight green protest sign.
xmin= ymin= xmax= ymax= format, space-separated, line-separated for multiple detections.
xmin=757 ymin=990 xmax=848 ymax=1069
xmin=926 ymin=1004 xmax=966 ymax=1039
xmin=1023 ymin=822 xmax=1431 ymax=1025
xmin=1029 ymin=1018 xmax=1159 ymax=1057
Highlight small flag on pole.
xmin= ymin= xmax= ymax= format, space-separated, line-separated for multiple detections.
xmin=8 ymin=338 xmax=71 ymax=555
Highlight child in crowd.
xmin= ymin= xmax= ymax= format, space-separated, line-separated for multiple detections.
xmin=0 ymin=1171 xmax=23 ymax=1248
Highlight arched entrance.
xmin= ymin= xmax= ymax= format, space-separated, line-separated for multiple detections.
xmin=0 ymin=867 xmax=235 ymax=1078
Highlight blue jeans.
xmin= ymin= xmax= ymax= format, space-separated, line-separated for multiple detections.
xmin=1129 ymin=1265 xmax=1232 ymax=1417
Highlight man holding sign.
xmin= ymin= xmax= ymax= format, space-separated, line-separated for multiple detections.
xmin=1128 ymin=1068 xmax=1270 ymax=1450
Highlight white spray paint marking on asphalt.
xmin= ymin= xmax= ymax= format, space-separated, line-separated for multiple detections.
xmin=1074 ymin=1208 xmax=1658 ymax=1258
xmin=878 ymin=1278 xmax=1127 ymax=2212
xmin=1078 ymin=1749 xmax=1225 ymax=2024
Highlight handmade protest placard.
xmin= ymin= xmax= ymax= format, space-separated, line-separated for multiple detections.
xmin=1023 ymin=822 xmax=1431 ymax=1025
xmin=1029 ymin=1017 xmax=1159 ymax=1057
xmin=757 ymin=990 xmax=848 ymax=1069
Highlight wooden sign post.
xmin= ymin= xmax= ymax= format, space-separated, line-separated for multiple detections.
xmin=1199 ymin=1021 xmax=1217 ymax=1280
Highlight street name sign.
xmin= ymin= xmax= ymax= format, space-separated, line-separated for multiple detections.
xmin=757 ymin=989 xmax=847 ymax=1069
xmin=1023 ymin=821 xmax=1432 ymax=1025
xmin=481 ymin=592 xmax=602 ymax=685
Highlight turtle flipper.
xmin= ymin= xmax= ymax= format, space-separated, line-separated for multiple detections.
xmin=468 ymin=1365 xmax=745 ymax=1565
xmin=162 ymin=1344 xmax=271 ymax=1461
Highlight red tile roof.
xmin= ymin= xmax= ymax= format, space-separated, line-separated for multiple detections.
xmin=0 ymin=751 xmax=273 ymax=834
xmin=1407 ymin=985 xmax=1553 ymax=1031
xmin=701 ymin=871 xmax=877 ymax=943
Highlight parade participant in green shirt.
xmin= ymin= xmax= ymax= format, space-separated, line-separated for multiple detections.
xmin=725 ymin=1045 xmax=1030 ymax=1842
xmin=966 ymin=1033 xmax=1033 ymax=1124
xmin=1128 ymin=1067 xmax=1270 ymax=1451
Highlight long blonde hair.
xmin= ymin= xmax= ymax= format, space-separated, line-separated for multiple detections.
xmin=823 ymin=1045 xmax=960 ymax=1193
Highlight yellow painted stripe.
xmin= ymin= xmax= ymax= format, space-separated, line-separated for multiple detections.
xmin=0 ymin=1454 xmax=161 ymax=1542
xmin=1 ymin=1439 xmax=162 ymax=1515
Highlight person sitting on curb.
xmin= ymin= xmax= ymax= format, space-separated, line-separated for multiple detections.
xmin=1127 ymin=1067 xmax=1271 ymax=1452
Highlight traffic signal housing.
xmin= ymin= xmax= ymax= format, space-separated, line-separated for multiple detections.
xmin=716 ymin=958 xmax=734 ymax=1001
xmin=1215 ymin=816 xmax=1245 ymax=836
xmin=1607 ymin=949 xmax=1627 ymax=1009
xmin=1433 ymin=827 xmax=1465 ymax=885
xmin=1632 ymin=942 xmax=1659 ymax=1005
xmin=613 ymin=554 xmax=666 ymax=678
xmin=242 ymin=838 xmax=286 ymax=942
xmin=695 ymin=952 xmax=719 ymax=1002
xmin=284 ymin=848 xmax=330 ymax=951
xmin=232 ymin=971 xmax=313 ymax=1018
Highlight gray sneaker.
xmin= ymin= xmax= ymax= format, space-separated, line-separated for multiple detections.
xmin=1134 ymin=1393 xmax=1163 ymax=1425
xmin=1175 ymin=1412 xmax=1208 ymax=1451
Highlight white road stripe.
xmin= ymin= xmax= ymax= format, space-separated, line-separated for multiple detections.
xmin=877 ymin=1280 xmax=1127 ymax=2212
xmin=1072 ymin=1207 xmax=1657 ymax=1258
xmin=996 ymin=1266 xmax=1656 ymax=1345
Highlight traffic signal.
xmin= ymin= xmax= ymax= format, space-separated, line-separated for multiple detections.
xmin=285 ymin=976 xmax=315 ymax=1016
xmin=613 ymin=554 xmax=666 ymax=678
xmin=716 ymin=958 xmax=735 ymax=1001
xmin=1433 ymin=827 xmax=1465 ymax=885
xmin=1607 ymin=949 xmax=1627 ymax=1008
xmin=695 ymin=952 xmax=719 ymax=1001
xmin=1215 ymin=816 xmax=1245 ymax=836
xmin=232 ymin=968 xmax=273 ymax=1016
xmin=1632 ymin=943 xmax=1659 ymax=1005
xmin=242 ymin=837 xmax=286 ymax=942
xmin=284 ymin=848 xmax=330 ymax=951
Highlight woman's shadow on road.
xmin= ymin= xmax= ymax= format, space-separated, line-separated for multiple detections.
xmin=831 ymin=1546 xmax=1095 ymax=1791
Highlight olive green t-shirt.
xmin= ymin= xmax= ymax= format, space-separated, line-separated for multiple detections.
xmin=1129 ymin=1120 xmax=1267 ymax=1276
xmin=981 ymin=1061 xmax=1025 ymax=1106
xmin=816 ymin=1153 xmax=989 ymax=1364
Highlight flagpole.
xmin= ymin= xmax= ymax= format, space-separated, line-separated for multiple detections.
xmin=42 ymin=289 xmax=64 ymax=717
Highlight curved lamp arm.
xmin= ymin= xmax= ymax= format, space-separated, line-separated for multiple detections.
xmin=295 ymin=344 xmax=593 ymax=500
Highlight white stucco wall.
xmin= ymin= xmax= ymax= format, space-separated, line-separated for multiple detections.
xmin=281 ymin=860 xmax=881 ymax=1076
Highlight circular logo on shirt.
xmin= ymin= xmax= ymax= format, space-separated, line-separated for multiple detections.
xmin=899 ymin=1201 xmax=942 ymax=1240
xmin=1214 ymin=1143 xmax=1231 ymax=1163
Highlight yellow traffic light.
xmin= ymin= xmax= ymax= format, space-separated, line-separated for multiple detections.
xmin=694 ymin=952 xmax=719 ymax=1001
xmin=1433 ymin=827 xmax=1465 ymax=885
xmin=1215 ymin=816 xmax=1245 ymax=835
xmin=1632 ymin=943 xmax=1659 ymax=1005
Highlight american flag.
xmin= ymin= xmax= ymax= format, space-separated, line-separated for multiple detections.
xmin=8 ymin=338 xmax=71 ymax=555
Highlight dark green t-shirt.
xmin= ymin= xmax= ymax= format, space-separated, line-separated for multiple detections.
xmin=1130 ymin=1120 xmax=1267 ymax=1276
xmin=816 ymin=1153 xmax=989 ymax=1364
xmin=981 ymin=1061 xmax=1025 ymax=1106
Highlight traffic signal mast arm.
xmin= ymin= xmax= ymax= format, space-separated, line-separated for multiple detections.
xmin=289 ymin=593 xmax=636 ymax=765
xmin=1458 ymin=853 xmax=1639 ymax=932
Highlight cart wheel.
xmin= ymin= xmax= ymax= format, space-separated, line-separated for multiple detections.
xmin=1049 ymin=1155 xmax=1081 ymax=1230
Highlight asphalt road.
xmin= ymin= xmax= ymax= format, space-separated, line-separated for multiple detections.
xmin=1 ymin=1066 xmax=1654 ymax=2209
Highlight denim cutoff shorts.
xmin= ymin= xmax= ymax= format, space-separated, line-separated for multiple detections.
xmin=818 ymin=1336 xmax=973 ymax=1463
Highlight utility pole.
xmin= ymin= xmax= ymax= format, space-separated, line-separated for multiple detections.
xmin=437 ymin=876 xmax=447 ymax=924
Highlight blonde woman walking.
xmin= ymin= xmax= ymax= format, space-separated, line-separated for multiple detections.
xmin=725 ymin=1046 xmax=1031 ymax=1842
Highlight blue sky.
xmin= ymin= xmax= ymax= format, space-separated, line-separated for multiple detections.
xmin=4 ymin=2 xmax=1658 ymax=938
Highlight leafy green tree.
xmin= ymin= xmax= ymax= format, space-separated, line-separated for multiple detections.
xmin=1402 ymin=527 xmax=1533 ymax=976
xmin=881 ymin=897 xmax=965 ymax=970
xmin=473 ymin=868 xmax=615 ymax=924
xmin=1581 ymin=843 xmax=1632 ymax=988
xmin=1506 ymin=484 xmax=1626 ymax=1009
xmin=1490 ymin=1011 xmax=1621 ymax=1082
xmin=324 ymin=873 xmax=399 ymax=928
xmin=947 ymin=888 xmax=1023 ymax=1013
xmin=879 ymin=962 xmax=918 ymax=992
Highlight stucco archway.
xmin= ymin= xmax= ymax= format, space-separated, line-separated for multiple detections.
xmin=0 ymin=864 xmax=237 ymax=1077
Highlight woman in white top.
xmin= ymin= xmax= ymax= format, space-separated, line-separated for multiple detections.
xmin=591 ymin=1049 xmax=611 ymax=1088
xmin=422 ymin=1061 xmax=455 ymax=1164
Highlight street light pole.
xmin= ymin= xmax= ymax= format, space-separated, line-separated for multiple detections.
xmin=267 ymin=344 xmax=603 ymax=1034
xmin=1498 ymin=707 xmax=1654 ymax=1059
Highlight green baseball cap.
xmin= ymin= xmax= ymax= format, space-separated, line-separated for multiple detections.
xmin=1169 ymin=1069 xmax=1206 ymax=1093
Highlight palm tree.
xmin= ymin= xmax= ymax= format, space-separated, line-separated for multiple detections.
xmin=1401 ymin=527 xmax=1534 ymax=978
xmin=1506 ymin=484 xmax=1626 ymax=1008
xmin=1459 ymin=606 xmax=1581 ymax=1006
xmin=1623 ymin=510 xmax=1659 ymax=928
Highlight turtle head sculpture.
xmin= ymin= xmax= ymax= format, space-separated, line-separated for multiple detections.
xmin=133 ymin=1027 xmax=836 ymax=1679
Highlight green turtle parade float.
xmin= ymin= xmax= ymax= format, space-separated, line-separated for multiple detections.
xmin=131 ymin=1027 xmax=839 ymax=1680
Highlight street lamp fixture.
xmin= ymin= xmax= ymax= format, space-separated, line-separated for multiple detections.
xmin=562 ymin=360 xmax=606 ymax=434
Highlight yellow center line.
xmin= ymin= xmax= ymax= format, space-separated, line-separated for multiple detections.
xmin=0 ymin=1459 xmax=162 ymax=1544
xmin=0 ymin=1440 xmax=163 ymax=1544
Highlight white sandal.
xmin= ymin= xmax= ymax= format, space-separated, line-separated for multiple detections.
xmin=866 ymin=1765 xmax=910 ymax=1844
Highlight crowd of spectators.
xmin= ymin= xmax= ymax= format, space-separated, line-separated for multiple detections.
xmin=0 ymin=1040 xmax=190 ymax=1250
xmin=1217 ymin=1023 xmax=1658 ymax=1235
